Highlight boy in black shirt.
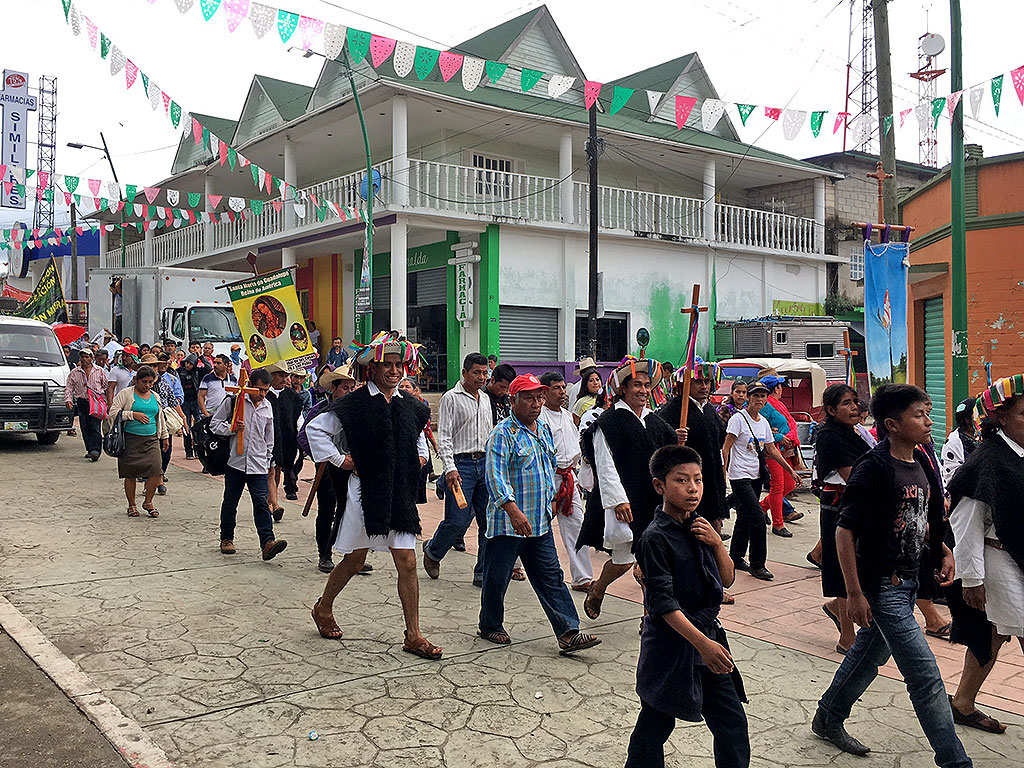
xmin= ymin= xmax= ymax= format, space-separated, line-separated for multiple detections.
xmin=812 ymin=384 xmax=971 ymax=768
xmin=625 ymin=445 xmax=749 ymax=768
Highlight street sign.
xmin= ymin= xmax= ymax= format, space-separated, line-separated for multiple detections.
xmin=1 ymin=70 xmax=37 ymax=210
xmin=636 ymin=327 xmax=650 ymax=348
xmin=455 ymin=262 xmax=474 ymax=324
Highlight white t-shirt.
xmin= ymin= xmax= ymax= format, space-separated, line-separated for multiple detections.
xmin=726 ymin=410 xmax=775 ymax=481
xmin=107 ymin=366 xmax=134 ymax=398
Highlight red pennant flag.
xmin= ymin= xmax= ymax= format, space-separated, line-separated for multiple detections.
xmin=0 ymin=164 xmax=6 ymax=178
xmin=125 ymin=60 xmax=139 ymax=89
xmin=833 ymin=112 xmax=850 ymax=134
xmin=219 ymin=141 xmax=228 ymax=166
xmin=272 ymin=200 xmax=282 ymax=213
xmin=38 ymin=171 xmax=50 ymax=189
xmin=64 ymin=192 xmax=73 ymax=205
xmin=187 ymin=210 xmax=196 ymax=224
xmin=2 ymin=182 xmax=11 ymax=196
xmin=76 ymin=227 xmax=84 ymax=236
xmin=266 ymin=173 xmax=275 ymax=195
xmin=93 ymin=198 xmax=101 ymax=209
xmin=31 ymin=228 xmax=40 ymax=238
xmin=162 ymin=92 xmax=171 ymax=114
xmin=675 ymin=96 xmax=698 ymax=130
xmin=192 ymin=118 xmax=204 ymax=145
xmin=765 ymin=107 xmax=781 ymax=121
xmin=207 ymin=194 xmax=223 ymax=209
xmin=584 ymin=81 xmax=602 ymax=110
xmin=227 ymin=210 xmax=236 ymax=223
xmin=1012 ymin=65 xmax=1024 ymax=105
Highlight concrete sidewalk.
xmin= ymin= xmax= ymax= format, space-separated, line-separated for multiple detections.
xmin=1 ymin=434 xmax=1022 ymax=767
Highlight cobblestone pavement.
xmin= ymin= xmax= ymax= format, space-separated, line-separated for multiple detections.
xmin=1 ymin=434 xmax=1022 ymax=767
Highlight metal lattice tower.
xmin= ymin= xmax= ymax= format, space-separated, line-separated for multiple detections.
xmin=33 ymin=76 xmax=57 ymax=230
xmin=844 ymin=0 xmax=878 ymax=153
xmin=911 ymin=33 xmax=946 ymax=168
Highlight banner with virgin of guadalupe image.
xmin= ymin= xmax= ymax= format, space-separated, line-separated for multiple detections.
xmin=864 ymin=241 xmax=909 ymax=389
xmin=226 ymin=268 xmax=317 ymax=372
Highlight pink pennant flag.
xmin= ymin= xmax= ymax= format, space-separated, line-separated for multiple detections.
xmin=125 ymin=60 xmax=139 ymax=90
xmin=76 ymin=226 xmax=84 ymax=236
xmin=833 ymin=111 xmax=850 ymax=134
xmin=369 ymin=35 xmax=397 ymax=69
xmin=2 ymin=182 xmax=11 ymax=196
xmin=0 ymin=164 xmax=6 ymax=179
xmin=271 ymin=200 xmax=282 ymax=213
xmin=162 ymin=92 xmax=171 ymax=114
xmin=192 ymin=118 xmax=204 ymax=146
xmin=207 ymin=194 xmax=223 ymax=209
xmin=764 ymin=107 xmax=781 ymax=121
xmin=675 ymin=96 xmax=698 ymax=130
xmin=36 ymin=188 xmax=44 ymax=201
xmin=144 ymin=187 xmax=160 ymax=204
xmin=187 ymin=210 xmax=197 ymax=224
xmin=38 ymin=171 xmax=50 ymax=189
xmin=224 ymin=0 xmax=250 ymax=32
xmin=64 ymin=192 xmax=73 ymax=206
xmin=899 ymin=108 xmax=913 ymax=127
xmin=219 ymin=141 xmax=229 ymax=166
xmin=1012 ymin=66 xmax=1024 ymax=105
xmin=31 ymin=229 xmax=40 ymax=239
xmin=88 ymin=178 xmax=101 ymax=196
xmin=438 ymin=51 xmax=464 ymax=83
xmin=947 ymin=90 xmax=964 ymax=116
xmin=266 ymin=173 xmax=275 ymax=195
xmin=93 ymin=198 xmax=101 ymax=209
xmin=584 ymin=81 xmax=602 ymax=110
xmin=86 ymin=18 xmax=98 ymax=49
xmin=298 ymin=16 xmax=324 ymax=50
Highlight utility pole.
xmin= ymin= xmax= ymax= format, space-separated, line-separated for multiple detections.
xmin=344 ymin=61 xmax=373 ymax=344
xmin=69 ymin=202 xmax=78 ymax=305
xmin=872 ymin=0 xmax=897 ymax=225
xmin=950 ymin=0 xmax=968 ymax=406
xmin=98 ymin=132 xmax=125 ymax=269
xmin=585 ymin=104 xmax=601 ymax=360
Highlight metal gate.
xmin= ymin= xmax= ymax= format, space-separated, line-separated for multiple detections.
xmin=500 ymin=305 xmax=558 ymax=360
xmin=923 ymin=297 xmax=946 ymax=446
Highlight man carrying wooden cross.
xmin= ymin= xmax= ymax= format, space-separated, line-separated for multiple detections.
xmin=210 ymin=367 xmax=289 ymax=560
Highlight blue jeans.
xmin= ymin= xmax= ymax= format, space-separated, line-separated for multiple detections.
xmin=817 ymin=577 xmax=972 ymax=768
xmin=220 ymin=467 xmax=275 ymax=548
xmin=479 ymin=530 xmax=579 ymax=638
xmin=182 ymin=400 xmax=201 ymax=456
xmin=424 ymin=456 xmax=489 ymax=579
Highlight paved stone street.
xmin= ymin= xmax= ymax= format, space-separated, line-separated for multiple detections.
xmin=2 ymin=434 xmax=1023 ymax=767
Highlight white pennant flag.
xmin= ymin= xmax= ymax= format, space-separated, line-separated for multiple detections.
xmin=148 ymin=79 xmax=161 ymax=110
xmin=257 ymin=167 xmax=267 ymax=190
xmin=174 ymin=0 xmax=195 ymax=13
xmin=134 ymin=203 xmax=144 ymax=217
xmin=167 ymin=189 xmax=179 ymax=206
xmin=915 ymin=102 xmax=930 ymax=126
xmin=701 ymin=99 xmax=726 ymax=132
xmin=248 ymin=3 xmax=275 ymax=39
xmin=323 ymin=23 xmax=346 ymax=60
xmin=209 ymin=133 xmax=220 ymax=155
xmin=156 ymin=206 xmax=166 ymax=219
xmin=782 ymin=109 xmax=807 ymax=140
xmin=107 ymin=181 xmax=120 ymax=200
xmin=547 ymin=75 xmax=575 ymax=100
xmin=110 ymin=46 xmax=126 ymax=77
xmin=462 ymin=57 xmax=486 ymax=92
xmin=70 ymin=5 xmax=81 ymax=36
xmin=969 ymin=85 xmax=985 ymax=119
xmin=293 ymin=203 xmax=306 ymax=219
xmin=646 ymin=90 xmax=664 ymax=115
xmin=393 ymin=41 xmax=416 ymax=78
xmin=228 ymin=196 xmax=245 ymax=212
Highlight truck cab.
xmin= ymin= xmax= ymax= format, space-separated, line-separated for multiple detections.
xmin=161 ymin=303 xmax=246 ymax=360
xmin=0 ymin=317 xmax=74 ymax=444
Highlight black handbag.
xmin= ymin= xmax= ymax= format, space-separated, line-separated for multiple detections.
xmin=103 ymin=411 xmax=126 ymax=458
xmin=740 ymin=411 xmax=772 ymax=492
xmin=195 ymin=396 xmax=234 ymax=476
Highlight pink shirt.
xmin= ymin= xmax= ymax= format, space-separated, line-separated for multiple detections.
xmin=66 ymin=365 xmax=108 ymax=403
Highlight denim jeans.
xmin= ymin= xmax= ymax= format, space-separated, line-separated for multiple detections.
xmin=182 ymin=400 xmax=201 ymax=456
xmin=75 ymin=398 xmax=103 ymax=455
xmin=817 ymin=577 xmax=972 ymax=768
xmin=479 ymin=530 xmax=579 ymax=638
xmin=220 ymin=467 xmax=275 ymax=548
xmin=728 ymin=478 xmax=766 ymax=568
xmin=625 ymin=680 xmax=750 ymax=768
xmin=425 ymin=456 xmax=489 ymax=579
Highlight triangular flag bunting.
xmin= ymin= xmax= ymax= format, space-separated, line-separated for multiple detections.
xmin=931 ymin=97 xmax=946 ymax=128
xmin=227 ymin=147 xmax=237 ymax=170
xmin=393 ymin=41 xmax=415 ymax=77
xmin=100 ymin=33 xmax=110 ymax=59
xmin=782 ymin=109 xmax=806 ymax=140
xmin=701 ymin=99 xmax=727 ymax=132
xmin=992 ymin=74 xmax=1004 ymax=116
xmin=277 ymin=10 xmax=299 ymax=44
xmin=969 ymin=85 xmax=984 ymax=119
xmin=833 ymin=111 xmax=850 ymax=134
xmin=219 ymin=140 xmax=229 ymax=166
xmin=485 ymin=61 xmax=508 ymax=84
xmin=414 ymin=47 xmax=440 ymax=80
xmin=462 ymin=57 xmax=486 ymax=92
xmin=323 ymin=23 xmax=346 ymax=60
xmin=610 ymin=87 xmax=634 ymax=116
xmin=167 ymin=189 xmax=179 ymax=206
xmin=899 ymin=108 xmax=913 ymax=127
xmin=810 ymin=110 xmax=826 ymax=137
xmin=548 ymin=74 xmax=574 ymax=99
xmin=521 ymin=68 xmax=544 ymax=92
xmin=62 ymin=0 xmax=71 ymax=19
xmin=438 ymin=52 xmax=463 ymax=83
xmin=144 ymin=187 xmax=160 ymax=204
xmin=88 ymin=178 xmax=101 ymax=196
xmin=125 ymin=185 xmax=138 ymax=204
xmin=249 ymin=2 xmax=274 ymax=39
xmin=175 ymin=0 xmax=195 ymax=13
xmin=347 ymin=28 xmax=371 ymax=63
xmin=251 ymin=164 xmax=260 ymax=188
xmin=110 ymin=46 xmax=125 ymax=77
xmin=125 ymin=60 xmax=139 ymax=90
xmin=646 ymin=90 xmax=663 ymax=115
xmin=250 ymin=199 xmax=264 ymax=215
xmin=188 ymin=192 xmax=201 ymax=208
xmin=140 ymin=72 xmax=150 ymax=95
xmin=223 ymin=0 xmax=249 ymax=32
xmin=207 ymin=194 xmax=223 ymax=209
xmin=675 ymin=96 xmax=697 ymax=129
xmin=200 ymin=0 xmax=222 ymax=22
xmin=1012 ymin=66 xmax=1024 ymax=105
xmin=369 ymin=35 xmax=396 ymax=69
xmin=882 ymin=115 xmax=893 ymax=136
xmin=170 ymin=102 xmax=182 ymax=128
xmin=764 ymin=107 xmax=781 ymax=121
xmin=737 ymin=104 xmax=755 ymax=126
xmin=948 ymin=90 xmax=964 ymax=117
xmin=584 ymin=81 xmax=602 ymax=110
xmin=64 ymin=175 xmax=79 ymax=193
xmin=298 ymin=16 xmax=323 ymax=50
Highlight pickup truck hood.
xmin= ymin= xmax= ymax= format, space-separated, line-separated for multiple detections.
xmin=0 ymin=363 xmax=70 ymax=387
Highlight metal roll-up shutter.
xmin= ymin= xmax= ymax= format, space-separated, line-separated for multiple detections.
xmin=372 ymin=276 xmax=391 ymax=328
xmin=413 ymin=268 xmax=446 ymax=307
xmin=923 ymin=297 xmax=946 ymax=446
xmin=500 ymin=305 xmax=558 ymax=360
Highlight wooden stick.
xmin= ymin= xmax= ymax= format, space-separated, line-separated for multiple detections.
xmin=303 ymin=462 xmax=326 ymax=517
xmin=678 ymin=284 xmax=702 ymax=432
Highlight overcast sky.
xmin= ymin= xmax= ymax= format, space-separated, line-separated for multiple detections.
xmin=1 ymin=0 xmax=1022 ymax=252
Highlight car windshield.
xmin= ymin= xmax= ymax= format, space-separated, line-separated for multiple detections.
xmin=188 ymin=307 xmax=242 ymax=343
xmin=0 ymin=323 xmax=67 ymax=366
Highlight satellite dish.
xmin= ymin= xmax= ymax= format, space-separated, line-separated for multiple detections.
xmin=921 ymin=33 xmax=945 ymax=57
xmin=359 ymin=169 xmax=382 ymax=200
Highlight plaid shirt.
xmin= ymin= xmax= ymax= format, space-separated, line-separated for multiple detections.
xmin=484 ymin=414 xmax=557 ymax=538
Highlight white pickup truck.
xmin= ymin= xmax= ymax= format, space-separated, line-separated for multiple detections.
xmin=0 ymin=316 xmax=74 ymax=444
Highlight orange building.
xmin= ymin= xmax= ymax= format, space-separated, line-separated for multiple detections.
xmin=900 ymin=147 xmax=1024 ymax=443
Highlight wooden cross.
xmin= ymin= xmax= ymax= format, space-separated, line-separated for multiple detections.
xmin=838 ymin=330 xmax=859 ymax=388
xmin=866 ymin=161 xmax=894 ymax=225
xmin=678 ymin=284 xmax=709 ymax=430
xmin=224 ymin=368 xmax=261 ymax=454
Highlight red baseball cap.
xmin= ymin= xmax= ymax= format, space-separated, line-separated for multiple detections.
xmin=509 ymin=374 xmax=548 ymax=397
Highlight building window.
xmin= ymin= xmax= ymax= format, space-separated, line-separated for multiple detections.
xmin=775 ymin=331 xmax=788 ymax=345
xmin=297 ymin=289 xmax=310 ymax=321
xmin=472 ymin=153 xmax=514 ymax=198
xmin=575 ymin=312 xmax=628 ymax=362
xmin=849 ymin=246 xmax=865 ymax=281
xmin=806 ymin=342 xmax=834 ymax=359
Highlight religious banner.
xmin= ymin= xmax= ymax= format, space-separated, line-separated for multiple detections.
xmin=863 ymin=241 xmax=909 ymax=389
xmin=12 ymin=257 xmax=67 ymax=324
xmin=226 ymin=268 xmax=317 ymax=372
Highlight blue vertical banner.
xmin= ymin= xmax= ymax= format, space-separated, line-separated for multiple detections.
xmin=864 ymin=241 xmax=909 ymax=389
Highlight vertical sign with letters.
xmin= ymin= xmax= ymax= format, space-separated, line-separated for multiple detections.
xmin=455 ymin=262 xmax=474 ymax=324
xmin=1 ymin=70 xmax=37 ymax=210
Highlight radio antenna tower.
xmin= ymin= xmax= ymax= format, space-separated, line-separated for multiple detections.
xmin=33 ymin=75 xmax=57 ymax=230
xmin=843 ymin=0 xmax=878 ymax=153
xmin=910 ymin=32 xmax=946 ymax=167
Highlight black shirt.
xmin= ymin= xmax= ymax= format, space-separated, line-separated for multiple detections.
xmin=485 ymin=387 xmax=510 ymax=424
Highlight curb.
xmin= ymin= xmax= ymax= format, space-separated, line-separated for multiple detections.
xmin=0 ymin=595 xmax=176 ymax=768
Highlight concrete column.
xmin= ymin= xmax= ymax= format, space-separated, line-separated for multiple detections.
xmin=281 ymin=247 xmax=296 ymax=269
xmin=203 ymin=175 xmax=215 ymax=255
xmin=559 ymin=131 xmax=574 ymax=224
xmin=813 ymin=176 xmax=826 ymax=254
xmin=761 ymin=256 xmax=770 ymax=315
xmin=342 ymin=253 xmax=355 ymax=343
xmin=99 ymin=228 xmax=108 ymax=267
xmin=284 ymin=136 xmax=297 ymax=230
xmin=390 ymin=216 xmax=408 ymax=334
xmin=558 ymin=236 xmax=576 ymax=360
xmin=703 ymin=157 xmax=716 ymax=242
xmin=392 ymin=95 xmax=409 ymax=208
xmin=143 ymin=226 xmax=154 ymax=265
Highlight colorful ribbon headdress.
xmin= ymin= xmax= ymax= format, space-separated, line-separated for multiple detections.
xmin=973 ymin=373 xmax=1024 ymax=424
xmin=350 ymin=331 xmax=422 ymax=379
xmin=608 ymin=355 xmax=663 ymax=394
xmin=675 ymin=355 xmax=720 ymax=387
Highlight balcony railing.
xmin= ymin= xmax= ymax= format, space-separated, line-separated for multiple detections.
xmin=101 ymin=158 xmax=818 ymax=267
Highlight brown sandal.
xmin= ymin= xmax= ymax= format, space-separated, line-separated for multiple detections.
xmin=583 ymin=585 xmax=604 ymax=620
xmin=402 ymin=632 xmax=442 ymax=660
xmin=311 ymin=598 xmax=344 ymax=640
xmin=950 ymin=696 xmax=1007 ymax=733
xmin=126 ymin=506 xmax=139 ymax=517
xmin=477 ymin=629 xmax=511 ymax=645
xmin=722 ymin=590 xmax=736 ymax=605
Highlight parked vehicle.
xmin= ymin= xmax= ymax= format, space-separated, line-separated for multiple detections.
xmin=714 ymin=316 xmax=851 ymax=380
xmin=0 ymin=316 xmax=74 ymax=444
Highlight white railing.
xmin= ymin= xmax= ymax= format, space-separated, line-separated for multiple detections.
xmin=152 ymin=224 xmax=205 ymax=265
xmin=574 ymin=182 xmax=703 ymax=238
xmin=716 ymin=204 xmax=817 ymax=254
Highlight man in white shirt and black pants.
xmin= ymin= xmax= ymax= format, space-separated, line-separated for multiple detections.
xmin=423 ymin=352 xmax=493 ymax=586
xmin=210 ymin=367 xmax=287 ymax=561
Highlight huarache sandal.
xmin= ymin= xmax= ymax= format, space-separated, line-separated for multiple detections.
xmin=558 ymin=631 xmax=601 ymax=655
xmin=126 ymin=506 xmax=139 ymax=517
xmin=402 ymin=632 xmax=442 ymax=660
xmin=311 ymin=598 xmax=344 ymax=640
xmin=511 ymin=567 xmax=526 ymax=581
xmin=822 ymin=603 xmax=842 ymax=634
xmin=571 ymin=581 xmax=593 ymax=593
xmin=949 ymin=696 xmax=1007 ymax=734
xmin=477 ymin=629 xmax=511 ymax=645
xmin=926 ymin=622 xmax=952 ymax=640
xmin=142 ymin=505 xmax=158 ymax=518
xmin=722 ymin=590 xmax=736 ymax=605
xmin=583 ymin=586 xmax=604 ymax=620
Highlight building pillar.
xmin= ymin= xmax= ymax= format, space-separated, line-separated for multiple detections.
xmin=342 ymin=253 xmax=355 ymax=343
xmin=390 ymin=216 xmax=408 ymax=334
xmin=284 ymin=136 xmax=298 ymax=230
xmin=478 ymin=224 xmax=500 ymax=359
xmin=203 ymin=175 xmax=215 ymax=255
xmin=814 ymin=176 xmax=826 ymax=255
xmin=703 ymin=157 xmax=716 ymax=242
xmin=143 ymin=226 xmax=154 ymax=265
xmin=281 ymin=247 xmax=297 ymax=269
xmin=392 ymin=95 xmax=409 ymax=208
xmin=559 ymin=131 xmax=574 ymax=223
xmin=558 ymin=236 xmax=576 ymax=361
xmin=99 ymin=228 xmax=108 ymax=267
xmin=761 ymin=256 xmax=770 ymax=315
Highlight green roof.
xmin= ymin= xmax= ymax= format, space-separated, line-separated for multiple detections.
xmin=193 ymin=113 xmax=238 ymax=139
xmin=452 ymin=7 xmax=541 ymax=60
xmin=605 ymin=54 xmax=697 ymax=92
xmin=255 ymin=75 xmax=314 ymax=122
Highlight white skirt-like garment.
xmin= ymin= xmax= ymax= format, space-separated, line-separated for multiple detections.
xmin=984 ymin=546 xmax=1024 ymax=638
xmin=332 ymin=473 xmax=417 ymax=555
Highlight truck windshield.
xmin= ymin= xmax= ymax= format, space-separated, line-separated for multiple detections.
xmin=188 ymin=307 xmax=243 ymax=343
xmin=0 ymin=323 xmax=67 ymax=366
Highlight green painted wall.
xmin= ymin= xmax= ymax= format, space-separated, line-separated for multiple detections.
xmin=645 ymin=282 xmax=711 ymax=366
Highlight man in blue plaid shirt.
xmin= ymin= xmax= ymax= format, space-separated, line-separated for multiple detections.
xmin=479 ymin=374 xmax=601 ymax=656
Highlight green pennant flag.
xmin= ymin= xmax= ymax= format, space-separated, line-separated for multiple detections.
xmin=141 ymin=72 xmax=149 ymax=94
xmin=188 ymin=192 xmax=201 ymax=208
xmin=346 ymin=28 xmax=371 ymax=63
xmin=62 ymin=0 xmax=71 ymax=20
xmin=992 ymin=74 xmax=1004 ymax=117
xmin=201 ymin=0 xmax=222 ymax=22
xmin=136 ymin=223 xmax=144 ymax=234
xmin=931 ymin=96 xmax=946 ymax=128
xmin=316 ymin=204 xmax=327 ymax=223
xmin=883 ymin=114 xmax=893 ymax=136
xmin=521 ymin=68 xmax=544 ymax=92
xmin=485 ymin=61 xmax=508 ymax=84
xmin=148 ymin=206 xmax=157 ymax=219
xmin=15 ymin=184 xmax=25 ymax=197
xmin=44 ymin=189 xmax=53 ymax=203
xmin=250 ymin=199 xmax=264 ymax=215
xmin=202 ymin=128 xmax=211 ymax=150
xmin=251 ymin=165 xmax=260 ymax=187
xmin=73 ymin=194 xmax=81 ymax=207
xmin=610 ymin=86 xmax=634 ymax=116
xmin=278 ymin=10 xmax=299 ymax=44
xmin=125 ymin=185 xmax=138 ymax=204
xmin=63 ymin=175 xmax=79 ymax=193
xmin=26 ymin=169 xmax=34 ymax=179
xmin=97 ymin=198 xmax=107 ymax=212
xmin=100 ymin=34 xmax=110 ymax=60
xmin=737 ymin=104 xmax=755 ymax=126
xmin=810 ymin=110 xmax=826 ymax=137
xmin=227 ymin=147 xmax=237 ymax=170
xmin=414 ymin=47 xmax=439 ymax=80
xmin=170 ymin=101 xmax=182 ymax=128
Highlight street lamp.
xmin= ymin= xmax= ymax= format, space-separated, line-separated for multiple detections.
xmin=67 ymin=132 xmax=125 ymax=269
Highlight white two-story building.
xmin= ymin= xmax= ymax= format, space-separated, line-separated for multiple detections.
xmin=97 ymin=5 xmax=840 ymax=388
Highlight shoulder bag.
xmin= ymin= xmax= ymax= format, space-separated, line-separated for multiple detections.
xmin=103 ymin=410 xmax=126 ymax=458
xmin=740 ymin=411 xmax=772 ymax=492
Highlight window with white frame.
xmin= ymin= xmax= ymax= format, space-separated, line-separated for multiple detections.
xmin=472 ymin=153 xmax=515 ymax=198
xmin=849 ymin=245 xmax=865 ymax=281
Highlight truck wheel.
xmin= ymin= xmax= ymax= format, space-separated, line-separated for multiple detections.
xmin=36 ymin=432 xmax=60 ymax=445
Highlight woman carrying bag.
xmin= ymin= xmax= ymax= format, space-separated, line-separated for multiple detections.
xmin=106 ymin=365 xmax=169 ymax=518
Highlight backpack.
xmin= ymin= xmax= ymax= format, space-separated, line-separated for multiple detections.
xmin=195 ymin=396 xmax=235 ymax=476
xmin=297 ymin=397 xmax=332 ymax=459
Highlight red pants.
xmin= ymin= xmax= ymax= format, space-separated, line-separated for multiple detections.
xmin=761 ymin=454 xmax=797 ymax=528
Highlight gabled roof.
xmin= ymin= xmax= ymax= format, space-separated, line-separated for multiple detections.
xmin=232 ymin=75 xmax=314 ymax=146
xmin=606 ymin=54 xmax=697 ymax=93
xmin=255 ymin=75 xmax=314 ymax=122
xmin=454 ymin=7 xmax=538 ymax=61
xmin=170 ymin=113 xmax=238 ymax=175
